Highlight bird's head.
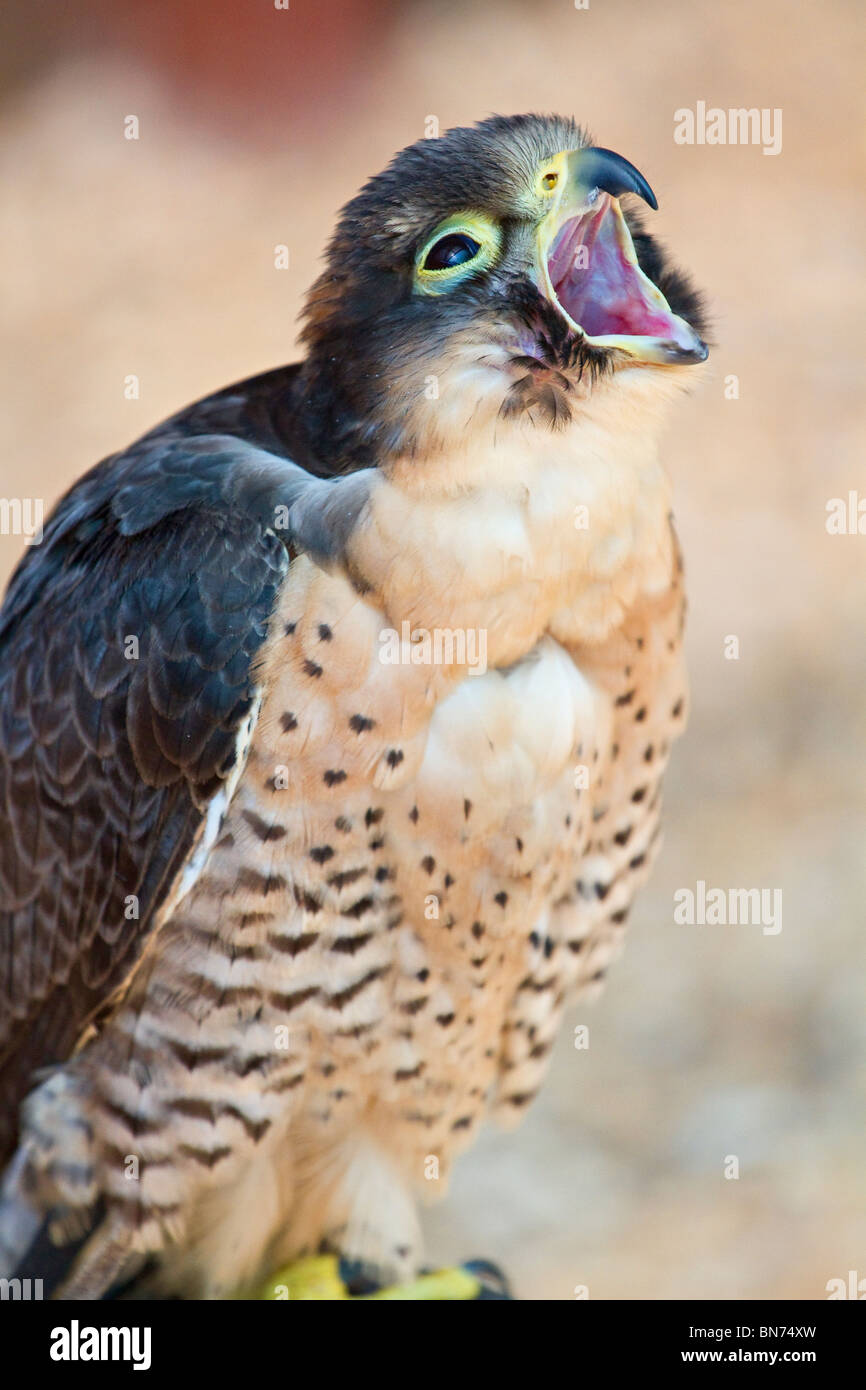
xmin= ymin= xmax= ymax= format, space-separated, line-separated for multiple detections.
xmin=299 ymin=114 xmax=708 ymax=471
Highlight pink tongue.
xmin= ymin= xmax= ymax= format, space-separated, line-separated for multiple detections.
xmin=550 ymin=203 xmax=678 ymax=338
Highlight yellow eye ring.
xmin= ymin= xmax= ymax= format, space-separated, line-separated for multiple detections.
xmin=542 ymin=171 xmax=559 ymax=190
xmin=414 ymin=212 xmax=501 ymax=295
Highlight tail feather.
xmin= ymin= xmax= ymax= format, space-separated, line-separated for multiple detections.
xmin=0 ymin=1143 xmax=112 ymax=1297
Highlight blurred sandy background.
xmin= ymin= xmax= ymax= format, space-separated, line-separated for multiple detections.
xmin=0 ymin=0 xmax=863 ymax=1299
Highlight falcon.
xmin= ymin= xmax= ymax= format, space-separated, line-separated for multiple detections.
xmin=0 ymin=114 xmax=707 ymax=1300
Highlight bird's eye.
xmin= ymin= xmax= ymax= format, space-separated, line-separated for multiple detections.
xmin=423 ymin=233 xmax=481 ymax=271
xmin=415 ymin=213 xmax=501 ymax=294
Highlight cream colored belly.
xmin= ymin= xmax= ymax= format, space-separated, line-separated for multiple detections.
xmin=156 ymin=565 xmax=601 ymax=1142
xmin=95 ymin=547 xmax=679 ymax=1294
xmin=138 ymin=565 xmax=612 ymax=1292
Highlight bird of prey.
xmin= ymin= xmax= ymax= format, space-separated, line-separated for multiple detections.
xmin=0 ymin=114 xmax=707 ymax=1300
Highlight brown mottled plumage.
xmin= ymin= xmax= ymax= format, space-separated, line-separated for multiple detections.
xmin=0 ymin=115 xmax=706 ymax=1297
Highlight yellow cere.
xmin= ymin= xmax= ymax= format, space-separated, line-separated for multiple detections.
xmin=534 ymin=150 xmax=568 ymax=199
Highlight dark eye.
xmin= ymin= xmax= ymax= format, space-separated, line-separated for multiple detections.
xmin=423 ymin=232 xmax=481 ymax=271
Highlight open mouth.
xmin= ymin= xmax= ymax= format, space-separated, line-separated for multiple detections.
xmin=545 ymin=193 xmax=707 ymax=363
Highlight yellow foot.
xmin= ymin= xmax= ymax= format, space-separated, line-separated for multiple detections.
xmin=358 ymin=1267 xmax=480 ymax=1300
xmin=256 ymin=1254 xmax=481 ymax=1301
xmin=257 ymin=1255 xmax=349 ymax=1300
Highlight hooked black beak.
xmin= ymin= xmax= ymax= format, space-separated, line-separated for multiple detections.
xmin=568 ymin=146 xmax=659 ymax=211
xmin=534 ymin=145 xmax=707 ymax=365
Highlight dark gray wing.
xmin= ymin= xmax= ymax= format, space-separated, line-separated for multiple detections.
xmin=0 ymin=419 xmax=320 ymax=1163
